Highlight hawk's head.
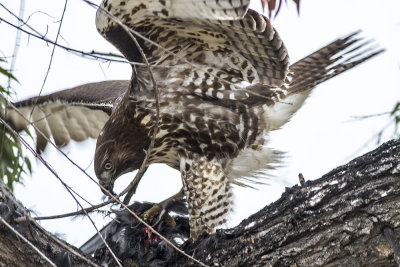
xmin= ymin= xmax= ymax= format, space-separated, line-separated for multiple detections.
xmin=94 ymin=95 xmax=149 ymax=195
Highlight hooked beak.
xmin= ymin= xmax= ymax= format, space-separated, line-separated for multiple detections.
xmin=99 ymin=176 xmax=116 ymax=197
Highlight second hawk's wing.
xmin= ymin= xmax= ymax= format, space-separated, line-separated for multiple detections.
xmin=2 ymin=80 xmax=129 ymax=152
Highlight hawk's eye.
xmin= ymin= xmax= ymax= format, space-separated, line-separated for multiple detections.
xmin=104 ymin=162 xmax=113 ymax=171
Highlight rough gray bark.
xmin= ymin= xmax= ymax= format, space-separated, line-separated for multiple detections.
xmin=0 ymin=180 xmax=94 ymax=266
xmin=0 ymin=139 xmax=399 ymax=266
xmin=174 ymin=139 xmax=400 ymax=266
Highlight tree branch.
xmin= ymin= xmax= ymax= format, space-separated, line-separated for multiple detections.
xmin=1 ymin=139 xmax=399 ymax=266
xmin=172 ymin=139 xmax=400 ymax=266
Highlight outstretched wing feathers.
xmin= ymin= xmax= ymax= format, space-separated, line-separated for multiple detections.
xmin=3 ymin=80 xmax=128 ymax=152
xmin=5 ymin=32 xmax=382 ymax=152
xmin=215 ymin=10 xmax=288 ymax=85
xmin=14 ymin=80 xmax=129 ymax=112
xmin=97 ymin=0 xmax=289 ymax=87
xmin=264 ymin=32 xmax=384 ymax=131
xmin=5 ymin=1 xmax=383 ymax=154
xmin=287 ymin=31 xmax=384 ymax=95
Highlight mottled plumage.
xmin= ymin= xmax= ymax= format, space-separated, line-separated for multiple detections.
xmin=94 ymin=0 xmax=383 ymax=239
xmin=4 ymin=80 xmax=127 ymax=152
xmin=3 ymin=0 xmax=383 ymax=240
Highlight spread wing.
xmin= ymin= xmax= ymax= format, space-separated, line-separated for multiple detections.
xmin=287 ymin=31 xmax=384 ymax=96
xmin=249 ymin=32 xmax=384 ymax=131
xmin=95 ymin=1 xmax=382 ymax=117
xmin=2 ymin=80 xmax=128 ymax=152
xmin=96 ymin=0 xmax=289 ymax=88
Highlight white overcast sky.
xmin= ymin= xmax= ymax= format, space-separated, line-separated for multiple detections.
xmin=0 ymin=0 xmax=399 ymax=246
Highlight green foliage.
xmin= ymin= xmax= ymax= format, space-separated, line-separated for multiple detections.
xmin=0 ymin=58 xmax=32 ymax=191
xmin=391 ymin=101 xmax=400 ymax=139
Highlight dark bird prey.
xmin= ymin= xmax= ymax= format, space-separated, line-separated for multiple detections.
xmin=3 ymin=0 xmax=383 ymax=240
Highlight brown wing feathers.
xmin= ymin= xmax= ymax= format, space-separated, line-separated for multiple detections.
xmin=4 ymin=2 xmax=383 ymax=154
xmin=3 ymin=80 xmax=128 ymax=152
xmin=97 ymin=1 xmax=289 ymax=87
xmin=287 ymin=31 xmax=384 ymax=95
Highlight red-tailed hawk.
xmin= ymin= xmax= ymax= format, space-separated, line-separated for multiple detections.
xmin=3 ymin=0 xmax=383 ymax=240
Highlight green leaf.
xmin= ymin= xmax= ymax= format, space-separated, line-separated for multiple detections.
xmin=24 ymin=156 xmax=32 ymax=173
xmin=0 ymin=58 xmax=31 ymax=191
xmin=0 ymin=66 xmax=19 ymax=83
xmin=390 ymin=102 xmax=400 ymax=116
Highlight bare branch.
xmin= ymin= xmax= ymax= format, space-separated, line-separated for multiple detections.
xmin=0 ymin=216 xmax=57 ymax=267
xmin=6 ymin=0 xmax=25 ymax=91
xmin=81 ymin=4 xmax=208 ymax=266
xmin=0 ymin=16 xmax=127 ymax=64
xmin=31 ymin=0 xmax=69 ymax=118
xmin=11 ymin=215 xmax=102 ymax=267
xmin=1 ymin=72 xmax=205 ymax=266
xmin=0 ymin=116 xmax=123 ymax=266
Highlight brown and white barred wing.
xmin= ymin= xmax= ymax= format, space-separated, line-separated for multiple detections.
xmin=263 ymin=32 xmax=384 ymax=131
xmin=287 ymin=31 xmax=384 ymax=95
xmin=96 ymin=0 xmax=289 ymax=90
xmin=3 ymin=80 xmax=128 ymax=152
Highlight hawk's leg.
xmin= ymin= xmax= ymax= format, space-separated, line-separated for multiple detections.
xmin=159 ymin=188 xmax=185 ymax=206
xmin=142 ymin=188 xmax=186 ymax=227
xmin=180 ymin=154 xmax=232 ymax=240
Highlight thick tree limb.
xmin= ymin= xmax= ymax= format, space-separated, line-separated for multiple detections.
xmin=173 ymin=139 xmax=400 ymax=266
xmin=0 ymin=180 xmax=99 ymax=267
xmin=0 ymin=139 xmax=399 ymax=266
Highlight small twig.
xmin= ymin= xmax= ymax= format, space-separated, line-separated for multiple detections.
xmin=0 ymin=216 xmax=57 ymax=267
xmin=116 ymin=24 xmax=161 ymax=205
xmin=14 ymin=198 xmax=114 ymax=222
xmin=123 ymin=166 xmax=147 ymax=204
xmin=6 ymin=0 xmax=25 ymax=91
xmin=4 ymin=101 xmax=119 ymax=218
xmin=0 ymin=3 xmax=48 ymax=37
xmin=0 ymin=117 xmax=123 ymax=267
xmin=347 ymin=111 xmax=391 ymax=121
xmin=0 ymin=16 xmax=186 ymax=69
xmin=82 ymin=0 xmax=280 ymax=104
xmin=85 ymin=3 xmax=208 ymax=266
xmin=298 ymin=173 xmax=305 ymax=186
xmin=25 ymin=218 xmax=102 ymax=267
xmin=383 ymin=227 xmax=400 ymax=266
xmin=30 ymin=0 xmax=69 ymax=118
xmin=0 ymin=17 xmax=127 ymax=64
xmin=87 ymin=50 xmax=124 ymax=59
xmin=2 ymin=2 xmax=205 ymax=264
xmin=2 ymin=107 xmax=202 ymax=265
xmin=345 ymin=120 xmax=394 ymax=162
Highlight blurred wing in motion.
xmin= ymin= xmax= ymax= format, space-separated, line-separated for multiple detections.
xmin=2 ymin=80 xmax=129 ymax=152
